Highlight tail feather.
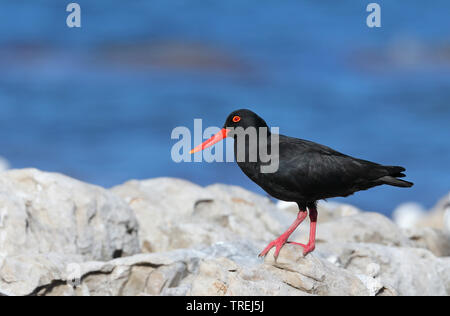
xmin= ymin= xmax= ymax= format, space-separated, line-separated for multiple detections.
xmin=379 ymin=176 xmax=414 ymax=187
xmin=379 ymin=165 xmax=413 ymax=188
xmin=385 ymin=166 xmax=406 ymax=177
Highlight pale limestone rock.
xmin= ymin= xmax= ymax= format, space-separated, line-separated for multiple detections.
xmin=2 ymin=242 xmax=306 ymax=296
xmin=0 ymin=170 xmax=449 ymax=296
xmin=186 ymin=256 xmax=307 ymax=296
xmin=263 ymin=244 xmax=370 ymax=296
xmin=393 ymin=202 xmax=427 ymax=229
xmin=0 ymin=253 xmax=83 ymax=296
xmin=25 ymin=251 xmax=196 ymax=296
xmin=402 ymin=227 xmax=450 ymax=257
xmin=0 ymin=157 xmax=9 ymax=172
xmin=416 ymin=192 xmax=450 ymax=230
xmin=0 ymin=241 xmax=372 ymax=296
xmin=0 ymin=169 xmax=140 ymax=261
xmin=110 ymin=179 xmax=293 ymax=253
xmin=355 ymin=274 xmax=386 ymax=296
xmin=276 ymin=200 xmax=360 ymax=222
xmin=111 ymin=178 xmax=215 ymax=252
xmin=291 ymin=212 xmax=413 ymax=248
xmin=445 ymin=208 xmax=450 ymax=234
xmin=319 ymin=242 xmax=450 ymax=296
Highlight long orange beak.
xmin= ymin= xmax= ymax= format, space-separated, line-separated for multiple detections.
xmin=189 ymin=128 xmax=230 ymax=154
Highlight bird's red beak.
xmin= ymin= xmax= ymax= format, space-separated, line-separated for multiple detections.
xmin=189 ymin=128 xmax=230 ymax=154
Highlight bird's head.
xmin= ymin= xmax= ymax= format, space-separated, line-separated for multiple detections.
xmin=223 ymin=109 xmax=268 ymax=131
xmin=190 ymin=109 xmax=268 ymax=154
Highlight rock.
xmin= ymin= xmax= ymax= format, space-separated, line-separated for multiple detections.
xmin=275 ymin=201 xmax=297 ymax=213
xmin=318 ymin=242 xmax=450 ymax=296
xmin=276 ymin=200 xmax=360 ymax=223
xmin=0 ymin=170 xmax=449 ymax=296
xmin=391 ymin=194 xmax=450 ymax=256
xmin=0 ymin=251 xmax=187 ymax=296
xmin=416 ymin=192 xmax=450 ymax=230
xmin=0 ymin=241 xmax=367 ymax=296
xmin=445 ymin=208 xmax=450 ymax=235
xmin=263 ymin=244 xmax=371 ymax=296
xmin=203 ymin=184 xmax=293 ymax=240
xmin=186 ymin=257 xmax=308 ymax=296
xmin=0 ymin=252 xmax=83 ymax=296
xmin=110 ymin=179 xmax=293 ymax=253
xmin=5 ymin=240 xmax=449 ymax=296
xmin=1 ymin=241 xmax=306 ymax=296
xmin=111 ymin=178 xmax=214 ymax=253
xmin=183 ymin=242 xmax=309 ymax=296
xmin=0 ymin=169 xmax=140 ymax=261
xmin=181 ymin=241 xmax=311 ymax=296
xmin=291 ymin=211 xmax=450 ymax=257
xmin=392 ymin=202 xmax=427 ymax=229
xmin=290 ymin=212 xmax=413 ymax=248
xmin=403 ymin=227 xmax=450 ymax=257
xmin=0 ymin=157 xmax=9 ymax=172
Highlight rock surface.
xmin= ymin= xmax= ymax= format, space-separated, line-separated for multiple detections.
xmin=0 ymin=170 xmax=449 ymax=296
xmin=0 ymin=157 xmax=9 ymax=172
xmin=394 ymin=193 xmax=450 ymax=232
xmin=0 ymin=169 xmax=140 ymax=262
xmin=110 ymin=179 xmax=292 ymax=253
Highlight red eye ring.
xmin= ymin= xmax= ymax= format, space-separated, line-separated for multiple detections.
xmin=232 ymin=115 xmax=241 ymax=123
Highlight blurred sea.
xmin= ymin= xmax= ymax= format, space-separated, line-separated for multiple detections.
xmin=0 ymin=0 xmax=449 ymax=215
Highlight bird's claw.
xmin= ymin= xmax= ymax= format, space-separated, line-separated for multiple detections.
xmin=287 ymin=241 xmax=315 ymax=256
xmin=259 ymin=239 xmax=316 ymax=259
xmin=258 ymin=237 xmax=288 ymax=260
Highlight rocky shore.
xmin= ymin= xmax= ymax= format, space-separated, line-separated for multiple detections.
xmin=0 ymin=169 xmax=448 ymax=296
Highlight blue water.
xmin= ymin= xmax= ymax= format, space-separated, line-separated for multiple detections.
xmin=0 ymin=1 xmax=449 ymax=215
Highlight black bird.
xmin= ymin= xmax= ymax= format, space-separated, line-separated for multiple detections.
xmin=190 ymin=109 xmax=413 ymax=258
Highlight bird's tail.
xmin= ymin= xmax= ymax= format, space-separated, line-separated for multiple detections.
xmin=379 ymin=166 xmax=414 ymax=188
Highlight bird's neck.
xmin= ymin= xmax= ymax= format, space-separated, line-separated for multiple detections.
xmin=233 ymin=127 xmax=273 ymax=164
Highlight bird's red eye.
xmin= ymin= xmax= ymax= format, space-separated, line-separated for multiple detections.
xmin=232 ymin=116 xmax=241 ymax=123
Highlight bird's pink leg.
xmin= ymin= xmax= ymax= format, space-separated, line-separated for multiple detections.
xmin=258 ymin=210 xmax=307 ymax=259
xmin=288 ymin=206 xmax=317 ymax=256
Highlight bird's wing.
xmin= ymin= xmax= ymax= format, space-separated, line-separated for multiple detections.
xmin=264 ymin=135 xmax=390 ymax=199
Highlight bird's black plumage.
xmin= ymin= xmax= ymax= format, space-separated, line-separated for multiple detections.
xmin=224 ymin=109 xmax=413 ymax=209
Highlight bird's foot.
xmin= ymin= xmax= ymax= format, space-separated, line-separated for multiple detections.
xmin=287 ymin=241 xmax=315 ymax=256
xmin=258 ymin=236 xmax=289 ymax=260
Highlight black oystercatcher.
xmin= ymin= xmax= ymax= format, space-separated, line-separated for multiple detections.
xmin=190 ymin=109 xmax=413 ymax=258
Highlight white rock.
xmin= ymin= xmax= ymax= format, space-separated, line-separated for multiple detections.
xmin=0 ymin=253 xmax=83 ymax=296
xmin=263 ymin=244 xmax=371 ymax=296
xmin=318 ymin=201 xmax=361 ymax=218
xmin=0 ymin=157 xmax=9 ymax=172
xmin=319 ymin=242 xmax=450 ymax=296
xmin=0 ymin=170 xmax=449 ymax=296
xmin=0 ymin=241 xmax=368 ymax=296
xmin=444 ymin=206 xmax=450 ymax=234
xmin=392 ymin=202 xmax=426 ymax=229
xmin=186 ymin=255 xmax=307 ymax=296
xmin=276 ymin=200 xmax=361 ymax=222
xmin=4 ymin=239 xmax=449 ymax=296
xmin=0 ymin=241 xmax=306 ymax=296
xmin=366 ymin=262 xmax=381 ymax=277
xmin=415 ymin=192 xmax=450 ymax=230
xmin=111 ymin=178 xmax=215 ymax=252
xmin=402 ymin=227 xmax=450 ymax=257
xmin=276 ymin=201 xmax=298 ymax=213
xmin=111 ymin=179 xmax=293 ymax=253
xmin=291 ymin=212 xmax=413 ymax=248
xmin=0 ymin=169 xmax=140 ymax=261
xmin=356 ymin=274 xmax=385 ymax=296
